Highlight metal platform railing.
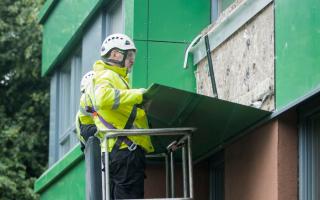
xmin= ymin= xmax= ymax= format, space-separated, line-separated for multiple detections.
xmin=100 ymin=127 xmax=196 ymax=200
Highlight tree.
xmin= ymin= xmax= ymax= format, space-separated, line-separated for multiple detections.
xmin=0 ymin=0 xmax=48 ymax=199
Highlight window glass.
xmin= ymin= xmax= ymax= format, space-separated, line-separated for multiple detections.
xmin=300 ymin=111 xmax=320 ymax=199
xmin=55 ymin=51 xmax=82 ymax=159
xmin=210 ymin=151 xmax=224 ymax=200
xmin=219 ymin=0 xmax=235 ymax=13
xmin=211 ymin=0 xmax=235 ymax=22
xmin=105 ymin=0 xmax=123 ymax=35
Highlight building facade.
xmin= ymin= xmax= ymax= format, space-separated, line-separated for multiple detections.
xmin=35 ymin=0 xmax=320 ymax=199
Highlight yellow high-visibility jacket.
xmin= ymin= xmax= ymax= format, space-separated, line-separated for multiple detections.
xmin=75 ymin=93 xmax=96 ymax=144
xmin=86 ymin=60 xmax=154 ymax=153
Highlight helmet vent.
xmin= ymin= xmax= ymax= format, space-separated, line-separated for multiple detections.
xmin=125 ymin=40 xmax=130 ymax=45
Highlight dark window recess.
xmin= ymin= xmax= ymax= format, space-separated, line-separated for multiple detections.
xmin=299 ymin=109 xmax=320 ymax=200
xmin=209 ymin=151 xmax=224 ymax=200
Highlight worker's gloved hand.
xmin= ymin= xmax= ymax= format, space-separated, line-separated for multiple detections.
xmin=137 ymin=88 xmax=150 ymax=110
xmin=138 ymin=88 xmax=147 ymax=94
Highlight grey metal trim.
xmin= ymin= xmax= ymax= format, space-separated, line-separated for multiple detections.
xmin=104 ymin=137 xmax=110 ymax=199
xmin=165 ymin=153 xmax=170 ymax=198
xmin=170 ymin=151 xmax=175 ymax=198
xmin=187 ymin=135 xmax=194 ymax=199
xmin=101 ymin=127 xmax=196 ymax=138
xmin=191 ymin=0 xmax=273 ymax=65
xmin=112 ymin=89 xmax=121 ymax=110
xmin=84 ymin=137 xmax=102 ymax=200
xmin=59 ymin=125 xmax=77 ymax=144
xmin=48 ymin=73 xmax=60 ymax=166
xmin=182 ymin=146 xmax=188 ymax=198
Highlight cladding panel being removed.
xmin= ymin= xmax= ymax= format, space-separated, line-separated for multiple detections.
xmin=195 ymin=4 xmax=274 ymax=111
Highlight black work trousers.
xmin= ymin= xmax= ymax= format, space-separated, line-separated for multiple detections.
xmin=108 ymin=146 xmax=146 ymax=199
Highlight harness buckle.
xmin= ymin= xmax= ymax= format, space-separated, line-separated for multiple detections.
xmin=128 ymin=142 xmax=138 ymax=151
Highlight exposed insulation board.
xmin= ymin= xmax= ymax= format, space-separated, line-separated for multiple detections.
xmin=196 ymin=4 xmax=274 ymax=111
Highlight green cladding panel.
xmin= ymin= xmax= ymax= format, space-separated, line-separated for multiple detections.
xmin=275 ymin=0 xmax=320 ymax=108
xmin=132 ymin=0 xmax=149 ymax=40
xmin=127 ymin=0 xmax=210 ymax=92
xmin=148 ymin=0 xmax=210 ymax=42
xmin=144 ymin=84 xmax=271 ymax=160
xmin=40 ymin=161 xmax=85 ymax=200
xmin=148 ymin=42 xmax=196 ymax=92
xmin=35 ymin=146 xmax=85 ymax=199
xmin=132 ymin=41 xmax=148 ymax=88
xmin=41 ymin=0 xmax=103 ymax=75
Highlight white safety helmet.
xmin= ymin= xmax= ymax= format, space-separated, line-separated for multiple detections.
xmin=80 ymin=71 xmax=95 ymax=93
xmin=100 ymin=33 xmax=136 ymax=57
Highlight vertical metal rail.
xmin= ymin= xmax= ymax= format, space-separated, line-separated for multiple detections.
xmin=104 ymin=139 xmax=110 ymax=200
xmin=182 ymin=145 xmax=188 ymax=198
xmin=204 ymin=35 xmax=218 ymax=98
xmin=84 ymin=136 xmax=102 ymax=200
xmin=187 ymin=135 xmax=194 ymax=198
xmin=102 ymin=159 xmax=106 ymax=200
xmin=99 ymin=128 xmax=195 ymax=200
xmin=170 ymin=151 xmax=175 ymax=198
xmin=165 ymin=153 xmax=170 ymax=198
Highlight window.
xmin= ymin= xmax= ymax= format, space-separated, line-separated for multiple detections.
xmin=211 ymin=0 xmax=235 ymax=22
xmin=48 ymin=50 xmax=82 ymax=165
xmin=104 ymin=0 xmax=123 ymax=36
xmin=299 ymin=107 xmax=320 ymax=199
xmin=209 ymin=151 xmax=224 ymax=200
xmin=48 ymin=0 xmax=124 ymax=165
xmin=57 ymin=50 xmax=82 ymax=157
xmin=81 ymin=0 xmax=123 ymax=73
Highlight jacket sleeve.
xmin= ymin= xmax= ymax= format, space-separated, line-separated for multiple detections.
xmin=94 ymin=79 xmax=143 ymax=110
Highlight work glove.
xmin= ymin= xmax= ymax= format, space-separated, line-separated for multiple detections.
xmin=136 ymin=88 xmax=148 ymax=109
xmin=138 ymin=88 xmax=147 ymax=94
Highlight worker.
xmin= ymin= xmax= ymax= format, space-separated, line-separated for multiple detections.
xmin=86 ymin=33 xmax=154 ymax=199
xmin=75 ymin=70 xmax=97 ymax=152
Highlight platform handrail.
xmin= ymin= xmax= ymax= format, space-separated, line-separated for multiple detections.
xmin=100 ymin=127 xmax=196 ymax=200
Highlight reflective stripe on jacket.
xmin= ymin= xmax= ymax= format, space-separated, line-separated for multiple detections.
xmin=87 ymin=60 xmax=154 ymax=153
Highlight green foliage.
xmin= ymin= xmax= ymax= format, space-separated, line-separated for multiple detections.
xmin=0 ymin=0 xmax=48 ymax=199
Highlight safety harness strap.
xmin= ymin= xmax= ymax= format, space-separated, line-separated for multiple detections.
xmin=110 ymin=105 xmax=138 ymax=158
xmin=84 ymin=73 xmax=139 ymax=156
xmin=85 ymin=104 xmax=138 ymax=154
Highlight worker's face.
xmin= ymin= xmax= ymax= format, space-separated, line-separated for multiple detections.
xmin=109 ymin=50 xmax=136 ymax=72
xmin=124 ymin=50 xmax=136 ymax=72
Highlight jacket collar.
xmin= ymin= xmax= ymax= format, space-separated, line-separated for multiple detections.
xmin=94 ymin=60 xmax=128 ymax=78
